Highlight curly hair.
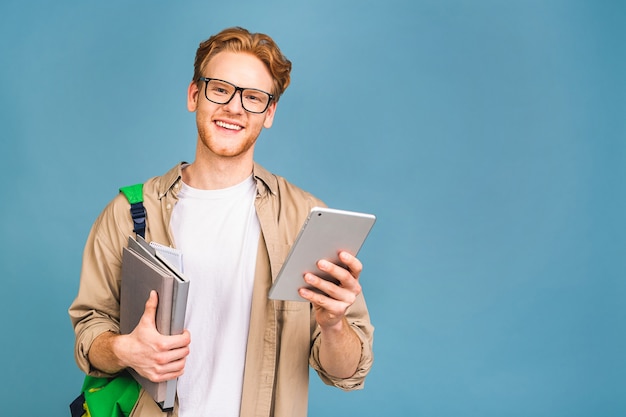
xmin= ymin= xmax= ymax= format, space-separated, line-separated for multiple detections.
xmin=193 ymin=27 xmax=292 ymax=101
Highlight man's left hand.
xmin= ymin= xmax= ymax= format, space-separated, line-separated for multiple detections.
xmin=298 ymin=251 xmax=362 ymax=329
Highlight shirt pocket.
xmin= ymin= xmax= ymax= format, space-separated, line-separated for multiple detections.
xmin=274 ymin=300 xmax=309 ymax=311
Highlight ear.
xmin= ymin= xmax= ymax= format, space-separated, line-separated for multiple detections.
xmin=263 ymin=102 xmax=277 ymax=129
xmin=187 ymin=81 xmax=199 ymax=112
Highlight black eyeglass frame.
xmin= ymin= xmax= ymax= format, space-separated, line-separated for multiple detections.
xmin=198 ymin=77 xmax=275 ymax=114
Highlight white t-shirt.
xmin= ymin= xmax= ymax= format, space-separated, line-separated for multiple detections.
xmin=171 ymin=175 xmax=260 ymax=417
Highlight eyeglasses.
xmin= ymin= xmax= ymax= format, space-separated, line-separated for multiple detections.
xmin=198 ymin=77 xmax=274 ymax=114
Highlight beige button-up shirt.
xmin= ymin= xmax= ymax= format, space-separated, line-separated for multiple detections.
xmin=69 ymin=163 xmax=374 ymax=417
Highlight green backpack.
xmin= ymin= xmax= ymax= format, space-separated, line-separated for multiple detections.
xmin=70 ymin=184 xmax=146 ymax=417
xmin=69 ymin=372 xmax=140 ymax=417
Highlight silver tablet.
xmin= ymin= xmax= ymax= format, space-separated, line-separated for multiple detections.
xmin=268 ymin=206 xmax=376 ymax=302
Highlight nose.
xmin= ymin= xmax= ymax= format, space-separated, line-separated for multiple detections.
xmin=223 ymin=88 xmax=245 ymax=113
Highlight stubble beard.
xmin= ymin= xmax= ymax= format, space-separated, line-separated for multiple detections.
xmin=196 ymin=114 xmax=258 ymax=160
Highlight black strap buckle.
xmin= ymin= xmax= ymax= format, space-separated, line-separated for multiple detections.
xmin=129 ymin=202 xmax=146 ymax=238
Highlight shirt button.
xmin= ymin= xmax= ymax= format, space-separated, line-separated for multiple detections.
xmin=166 ymin=204 xmax=172 ymax=210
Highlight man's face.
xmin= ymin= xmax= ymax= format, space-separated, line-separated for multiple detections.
xmin=187 ymin=51 xmax=277 ymax=160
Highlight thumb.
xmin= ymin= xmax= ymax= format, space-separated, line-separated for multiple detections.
xmin=140 ymin=290 xmax=158 ymax=327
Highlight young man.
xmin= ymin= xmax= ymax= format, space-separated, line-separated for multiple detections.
xmin=69 ymin=27 xmax=374 ymax=417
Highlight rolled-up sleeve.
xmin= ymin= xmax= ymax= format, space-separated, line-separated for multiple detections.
xmin=309 ymin=293 xmax=375 ymax=390
xmin=68 ymin=194 xmax=131 ymax=377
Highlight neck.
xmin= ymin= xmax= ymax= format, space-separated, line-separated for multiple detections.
xmin=183 ymin=156 xmax=254 ymax=190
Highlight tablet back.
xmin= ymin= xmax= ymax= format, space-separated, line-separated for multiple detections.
xmin=268 ymin=207 xmax=376 ymax=301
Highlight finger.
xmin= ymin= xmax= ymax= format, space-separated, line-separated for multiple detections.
xmin=298 ymin=287 xmax=346 ymax=326
xmin=149 ymin=357 xmax=187 ymax=382
xmin=154 ymin=344 xmax=190 ymax=367
xmin=304 ymin=272 xmax=358 ymax=304
xmin=298 ymin=287 xmax=336 ymax=309
xmin=132 ymin=333 xmax=190 ymax=382
xmin=150 ymin=341 xmax=190 ymax=382
xmin=158 ymin=329 xmax=192 ymax=352
xmin=338 ymin=251 xmax=363 ymax=278
xmin=317 ymin=259 xmax=361 ymax=291
xmin=140 ymin=290 xmax=158 ymax=327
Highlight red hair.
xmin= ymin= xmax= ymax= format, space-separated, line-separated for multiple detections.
xmin=193 ymin=27 xmax=292 ymax=101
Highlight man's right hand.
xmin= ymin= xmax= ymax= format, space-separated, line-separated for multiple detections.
xmin=89 ymin=290 xmax=191 ymax=382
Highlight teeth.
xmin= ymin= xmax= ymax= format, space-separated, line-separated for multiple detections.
xmin=216 ymin=120 xmax=242 ymax=131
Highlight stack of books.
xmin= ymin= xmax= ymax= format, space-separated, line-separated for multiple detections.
xmin=120 ymin=235 xmax=189 ymax=410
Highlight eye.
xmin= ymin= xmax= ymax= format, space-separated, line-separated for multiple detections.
xmin=212 ymin=86 xmax=229 ymax=95
xmin=208 ymin=81 xmax=233 ymax=96
xmin=245 ymin=93 xmax=262 ymax=103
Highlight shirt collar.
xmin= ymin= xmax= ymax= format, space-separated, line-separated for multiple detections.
xmin=158 ymin=161 xmax=277 ymax=200
xmin=253 ymin=161 xmax=277 ymax=197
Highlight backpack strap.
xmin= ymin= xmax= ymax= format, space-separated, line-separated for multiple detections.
xmin=119 ymin=183 xmax=146 ymax=239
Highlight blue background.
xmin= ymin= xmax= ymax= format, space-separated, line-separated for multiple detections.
xmin=1 ymin=0 xmax=624 ymax=416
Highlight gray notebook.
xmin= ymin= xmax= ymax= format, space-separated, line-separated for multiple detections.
xmin=120 ymin=236 xmax=189 ymax=410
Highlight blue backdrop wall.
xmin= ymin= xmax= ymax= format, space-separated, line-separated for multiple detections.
xmin=0 ymin=1 xmax=624 ymax=416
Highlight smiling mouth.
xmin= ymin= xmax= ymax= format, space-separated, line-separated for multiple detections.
xmin=215 ymin=120 xmax=243 ymax=131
